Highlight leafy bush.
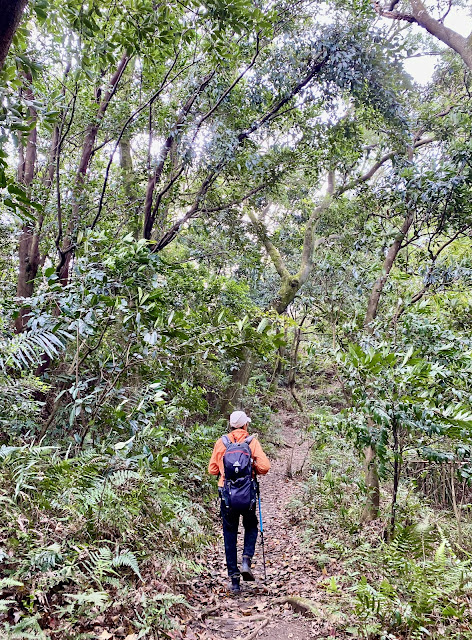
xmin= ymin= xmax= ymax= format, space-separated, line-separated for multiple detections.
xmin=0 ymin=421 xmax=217 ymax=637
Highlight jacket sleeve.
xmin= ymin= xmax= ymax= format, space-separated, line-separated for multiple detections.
xmin=252 ymin=439 xmax=271 ymax=475
xmin=208 ymin=439 xmax=221 ymax=476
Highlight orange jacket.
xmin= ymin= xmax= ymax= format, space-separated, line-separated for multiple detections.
xmin=208 ymin=427 xmax=271 ymax=487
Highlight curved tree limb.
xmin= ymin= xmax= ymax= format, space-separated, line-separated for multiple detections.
xmin=374 ymin=0 xmax=472 ymax=70
xmin=247 ymin=205 xmax=291 ymax=282
xmin=142 ymin=70 xmax=216 ymax=239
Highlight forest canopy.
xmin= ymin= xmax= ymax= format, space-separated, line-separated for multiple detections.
xmin=1 ymin=0 xmax=472 ymax=638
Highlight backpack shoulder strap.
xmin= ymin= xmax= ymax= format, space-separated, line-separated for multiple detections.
xmin=221 ymin=434 xmax=231 ymax=449
xmin=245 ymin=435 xmax=255 ymax=444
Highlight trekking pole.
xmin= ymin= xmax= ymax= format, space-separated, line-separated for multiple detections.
xmin=256 ymin=478 xmax=267 ymax=581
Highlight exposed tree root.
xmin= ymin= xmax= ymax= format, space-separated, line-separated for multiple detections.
xmin=242 ymin=617 xmax=269 ymax=639
xmin=272 ymin=595 xmax=323 ymax=618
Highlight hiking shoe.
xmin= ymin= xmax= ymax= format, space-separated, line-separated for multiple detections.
xmin=230 ymin=577 xmax=241 ymax=594
xmin=241 ymin=556 xmax=255 ymax=581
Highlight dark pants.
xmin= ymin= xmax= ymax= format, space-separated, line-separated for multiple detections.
xmin=220 ymin=501 xmax=258 ymax=577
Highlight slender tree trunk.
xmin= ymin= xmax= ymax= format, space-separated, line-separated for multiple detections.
xmin=16 ymin=124 xmax=59 ymax=333
xmin=450 ymin=465 xmax=463 ymax=546
xmin=120 ymin=136 xmax=135 ymax=196
xmin=276 ymin=325 xmax=288 ymax=378
xmin=288 ymin=323 xmax=304 ymax=411
xmin=388 ymin=416 xmax=401 ymax=540
xmin=360 ymin=443 xmax=380 ymax=523
xmin=220 ymin=348 xmax=254 ymax=415
xmin=119 ymin=134 xmax=140 ymax=238
xmin=361 ymin=212 xmax=413 ymax=523
xmin=57 ymin=54 xmax=130 ymax=286
xmin=142 ymin=72 xmax=214 ymax=240
xmin=0 ymin=0 xmax=28 ymax=71
xmin=15 ymin=70 xmax=40 ymax=333
xmin=364 ymin=212 xmax=414 ymax=328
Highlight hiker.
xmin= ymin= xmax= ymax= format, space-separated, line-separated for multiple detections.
xmin=208 ymin=410 xmax=271 ymax=593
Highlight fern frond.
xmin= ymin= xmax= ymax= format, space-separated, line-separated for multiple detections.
xmin=65 ymin=591 xmax=110 ymax=607
xmin=0 ymin=327 xmax=68 ymax=371
xmin=30 ymin=544 xmax=63 ymax=571
xmin=112 ymin=550 xmax=142 ymax=580
xmin=152 ymin=592 xmax=187 ymax=606
xmin=0 ymin=578 xmax=24 ymax=589
xmin=109 ymin=469 xmax=141 ymax=488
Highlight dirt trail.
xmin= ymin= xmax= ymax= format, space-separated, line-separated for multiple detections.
xmin=183 ymin=409 xmax=342 ymax=640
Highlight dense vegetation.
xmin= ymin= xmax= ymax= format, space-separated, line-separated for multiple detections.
xmin=1 ymin=0 xmax=472 ymax=638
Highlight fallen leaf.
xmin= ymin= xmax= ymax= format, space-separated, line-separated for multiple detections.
xmin=97 ymin=632 xmax=113 ymax=640
xmin=124 ymin=635 xmax=138 ymax=640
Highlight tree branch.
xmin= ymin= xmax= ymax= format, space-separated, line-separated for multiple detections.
xmin=393 ymin=225 xmax=472 ymax=323
xmin=237 ymin=51 xmax=328 ymax=144
xmin=339 ymin=137 xmax=433 ymax=194
xmin=192 ymin=33 xmax=261 ymax=136
xmin=247 ymin=206 xmax=291 ymax=281
xmin=143 ymin=70 xmax=216 ymax=239
xmin=374 ymin=0 xmax=472 ymax=70
xmin=151 ymin=170 xmax=218 ymax=252
xmin=92 ymin=52 xmax=202 ymax=230
xmin=199 ymin=183 xmax=266 ymax=213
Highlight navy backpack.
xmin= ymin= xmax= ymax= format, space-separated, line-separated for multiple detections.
xmin=221 ymin=434 xmax=256 ymax=511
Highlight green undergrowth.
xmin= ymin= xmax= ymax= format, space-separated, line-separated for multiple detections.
xmin=0 ymin=421 xmax=221 ymax=639
xmin=0 ymin=356 xmax=280 ymax=640
xmin=290 ymin=418 xmax=472 ymax=639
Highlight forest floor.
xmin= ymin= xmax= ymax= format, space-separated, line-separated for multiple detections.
xmin=181 ymin=406 xmax=349 ymax=640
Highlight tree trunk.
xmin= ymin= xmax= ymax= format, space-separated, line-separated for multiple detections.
xmin=15 ymin=70 xmax=40 ymax=333
xmin=288 ymin=323 xmax=304 ymax=410
xmin=222 ymin=142 xmax=424 ymax=415
xmin=57 ymin=54 xmax=129 ymax=286
xmin=360 ymin=443 xmax=380 ymax=523
xmin=120 ymin=135 xmax=140 ymax=238
xmin=16 ymin=118 xmax=59 ymax=335
xmin=0 ymin=0 xmax=28 ymax=71
xmin=364 ymin=212 xmax=414 ymax=328
xmin=449 ymin=465 xmax=463 ymax=546
xmin=220 ymin=348 xmax=254 ymax=415
xmin=361 ymin=213 xmax=413 ymax=523
xmin=388 ymin=416 xmax=400 ymax=540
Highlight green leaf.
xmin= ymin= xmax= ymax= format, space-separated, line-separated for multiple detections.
xmin=114 ymin=436 xmax=135 ymax=450
xmin=257 ymin=317 xmax=270 ymax=333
